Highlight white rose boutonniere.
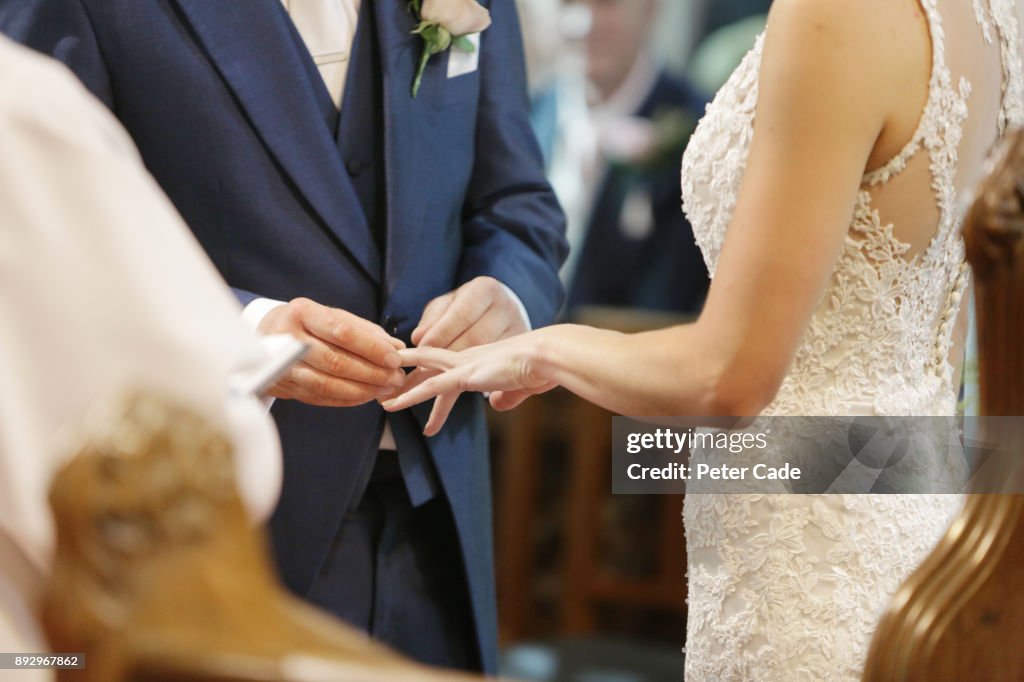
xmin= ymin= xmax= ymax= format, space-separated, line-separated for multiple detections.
xmin=409 ymin=0 xmax=491 ymax=97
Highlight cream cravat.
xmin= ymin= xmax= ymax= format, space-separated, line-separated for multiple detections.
xmin=281 ymin=0 xmax=360 ymax=109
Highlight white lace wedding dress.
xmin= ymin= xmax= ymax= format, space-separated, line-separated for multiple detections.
xmin=678 ymin=1 xmax=1024 ymax=679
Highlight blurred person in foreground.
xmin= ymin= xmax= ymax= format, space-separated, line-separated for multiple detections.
xmin=561 ymin=0 xmax=710 ymax=316
xmin=0 ymin=35 xmax=283 ymax=680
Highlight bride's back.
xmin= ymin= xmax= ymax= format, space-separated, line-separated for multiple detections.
xmin=839 ymin=0 xmax=1021 ymax=412
xmin=682 ymin=0 xmax=1024 ymax=417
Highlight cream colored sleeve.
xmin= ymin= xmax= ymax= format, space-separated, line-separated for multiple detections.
xmin=0 ymin=38 xmax=282 ymax=577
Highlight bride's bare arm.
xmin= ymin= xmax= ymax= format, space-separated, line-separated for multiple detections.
xmin=387 ymin=0 xmax=927 ymax=432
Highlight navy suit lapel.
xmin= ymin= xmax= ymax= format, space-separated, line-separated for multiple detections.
xmin=373 ymin=0 xmax=432 ymax=296
xmin=173 ymin=0 xmax=381 ymax=283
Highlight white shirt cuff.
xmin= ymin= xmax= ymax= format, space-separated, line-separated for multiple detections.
xmin=241 ymin=297 xmax=287 ymax=332
xmin=239 ymin=296 xmax=398 ymax=449
xmin=499 ymin=282 xmax=532 ymax=331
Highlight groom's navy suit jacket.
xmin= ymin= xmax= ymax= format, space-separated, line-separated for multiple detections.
xmin=0 ymin=0 xmax=567 ymax=670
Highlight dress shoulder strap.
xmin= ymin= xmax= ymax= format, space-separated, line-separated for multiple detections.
xmin=978 ymin=0 xmax=1024 ymax=132
xmin=862 ymin=0 xmax=964 ymax=188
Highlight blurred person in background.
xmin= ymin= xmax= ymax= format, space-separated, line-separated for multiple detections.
xmin=687 ymin=0 xmax=771 ymax=95
xmin=559 ymin=0 xmax=710 ymax=316
xmin=518 ymin=0 xmax=579 ymax=167
xmin=696 ymin=0 xmax=773 ymax=41
xmin=518 ymin=0 xmax=593 ymax=259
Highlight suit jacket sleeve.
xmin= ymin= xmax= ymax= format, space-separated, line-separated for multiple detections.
xmin=0 ymin=0 xmax=113 ymax=108
xmin=458 ymin=0 xmax=569 ymax=327
xmin=0 ymin=0 xmax=264 ymax=310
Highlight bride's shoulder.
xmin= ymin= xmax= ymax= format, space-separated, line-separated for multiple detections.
xmin=764 ymin=0 xmax=924 ymax=55
xmin=759 ymin=0 xmax=928 ymax=108
xmin=766 ymin=0 xmax=921 ymax=28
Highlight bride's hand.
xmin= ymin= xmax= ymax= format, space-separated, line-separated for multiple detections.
xmin=381 ymin=331 xmax=556 ymax=436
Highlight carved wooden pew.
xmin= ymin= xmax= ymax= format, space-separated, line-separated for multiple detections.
xmin=44 ymin=394 xmax=482 ymax=682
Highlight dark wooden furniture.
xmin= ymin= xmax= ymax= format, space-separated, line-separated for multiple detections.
xmin=494 ymin=307 xmax=692 ymax=641
xmin=44 ymin=394 xmax=480 ymax=682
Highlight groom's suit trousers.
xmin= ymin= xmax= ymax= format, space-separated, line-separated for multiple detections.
xmin=306 ymin=453 xmax=476 ymax=669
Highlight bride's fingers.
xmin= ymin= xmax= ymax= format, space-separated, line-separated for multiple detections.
xmin=489 ymin=382 xmax=557 ymax=411
xmin=396 ymin=346 xmax=458 ymax=370
xmin=423 ymin=392 xmax=459 ymax=437
xmin=488 ymin=390 xmax=527 ymax=412
xmin=380 ymin=367 xmax=438 ymax=402
xmin=381 ymin=371 xmax=461 ymax=412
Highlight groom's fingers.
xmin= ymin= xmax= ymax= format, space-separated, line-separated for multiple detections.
xmin=417 ymin=283 xmax=494 ymax=349
xmin=270 ymin=367 xmax=391 ymax=407
xmin=300 ymin=304 xmax=402 ymax=368
xmin=304 ymin=339 xmax=406 ymax=388
xmin=261 ymin=298 xmax=402 ymax=369
xmin=446 ymin=305 xmax=511 ymax=352
xmin=412 ymin=292 xmax=453 ymax=345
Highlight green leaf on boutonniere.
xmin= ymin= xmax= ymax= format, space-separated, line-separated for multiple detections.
xmin=411 ymin=21 xmax=452 ymax=97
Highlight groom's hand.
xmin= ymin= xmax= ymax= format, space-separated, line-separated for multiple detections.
xmin=412 ymin=277 xmax=529 ymax=351
xmin=258 ymin=298 xmax=406 ymax=407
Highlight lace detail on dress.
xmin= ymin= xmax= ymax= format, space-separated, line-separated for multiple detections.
xmin=989 ymin=0 xmax=1024 ymax=132
xmin=975 ymin=0 xmax=995 ymax=44
xmin=679 ymin=33 xmax=763 ymax=279
xmin=683 ymin=494 xmax=960 ymax=681
xmin=677 ymin=1 xmax=1020 ymax=679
